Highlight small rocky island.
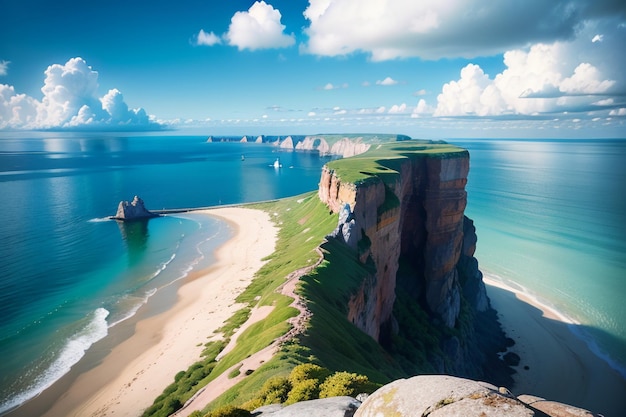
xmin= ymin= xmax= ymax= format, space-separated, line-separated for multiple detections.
xmin=112 ymin=196 xmax=159 ymax=221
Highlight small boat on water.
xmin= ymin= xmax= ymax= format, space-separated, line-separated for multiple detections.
xmin=273 ymin=157 xmax=282 ymax=169
xmin=241 ymin=154 xmax=245 ymax=161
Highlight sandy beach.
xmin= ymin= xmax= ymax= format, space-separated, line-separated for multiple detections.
xmin=484 ymin=275 xmax=626 ymax=417
xmin=10 ymin=207 xmax=277 ymax=417
xmin=9 ymin=206 xmax=625 ymax=417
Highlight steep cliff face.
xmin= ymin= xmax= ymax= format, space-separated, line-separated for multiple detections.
xmin=318 ymin=143 xmax=486 ymax=341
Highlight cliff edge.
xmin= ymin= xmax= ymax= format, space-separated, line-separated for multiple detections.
xmin=318 ymin=140 xmax=501 ymax=379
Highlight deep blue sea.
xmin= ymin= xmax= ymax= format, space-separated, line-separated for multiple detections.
xmin=0 ymin=134 xmax=624 ymax=413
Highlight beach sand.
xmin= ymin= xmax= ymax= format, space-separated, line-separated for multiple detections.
xmin=11 ymin=206 xmax=626 ymax=417
xmin=484 ymin=275 xmax=626 ymax=417
xmin=11 ymin=207 xmax=277 ymax=417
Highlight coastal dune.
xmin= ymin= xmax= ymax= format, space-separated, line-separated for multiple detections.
xmin=25 ymin=208 xmax=277 ymax=417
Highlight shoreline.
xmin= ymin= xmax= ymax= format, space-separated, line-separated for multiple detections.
xmin=483 ymin=274 xmax=626 ymax=417
xmin=7 ymin=205 xmax=625 ymax=416
xmin=8 ymin=207 xmax=277 ymax=417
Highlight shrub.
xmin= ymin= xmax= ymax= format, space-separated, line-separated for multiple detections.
xmin=319 ymin=372 xmax=377 ymax=398
xmin=285 ymin=379 xmax=319 ymax=404
xmin=257 ymin=376 xmax=291 ymax=405
xmin=240 ymin=397 xmax=264 ymax=411
xmin=228 ymin=366 xmax=241 ymax=379
xmin=288 ymin=363 xmax=331 ymax=385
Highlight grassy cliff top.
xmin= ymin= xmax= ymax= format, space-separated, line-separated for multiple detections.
xmin=325 ymin=139 xmax=467 ymax=185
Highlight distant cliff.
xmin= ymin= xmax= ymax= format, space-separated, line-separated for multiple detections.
xmin=205 ymin=133 xmax=411 ymax=158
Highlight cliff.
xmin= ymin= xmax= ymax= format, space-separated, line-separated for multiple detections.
xmin=319 ymin=142 xmax=482 ymax=332
xmin=318 ymin=140 xmax=499 ymax=379
xmin=203 ymin=134 xmax=410 ymax=158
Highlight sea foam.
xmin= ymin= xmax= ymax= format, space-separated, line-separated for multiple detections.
xmin=0 ymin=308 xmax=109 ymax=414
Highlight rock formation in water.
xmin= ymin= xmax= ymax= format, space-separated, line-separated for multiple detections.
xmin=113 ymin=196 xmax=158 ymax=221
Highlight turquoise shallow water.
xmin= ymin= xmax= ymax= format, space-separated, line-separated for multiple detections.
xmin=1 ymin=135 xmax=624 ymax=413
xmin=448 ymin=138 xmax=626 ymax=379
xmin=0 ymin=134 xmax=333 ymax=413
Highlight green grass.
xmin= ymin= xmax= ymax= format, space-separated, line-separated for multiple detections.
xmin=325 ymin=140 xmax=466 ymax=185
xmin=144 ymin=139 xmax=471 ymax=416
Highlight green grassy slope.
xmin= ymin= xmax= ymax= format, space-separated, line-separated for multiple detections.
xmin=143 ymin=140 xmax=475 ymax=416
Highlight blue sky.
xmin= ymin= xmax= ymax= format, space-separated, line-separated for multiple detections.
xmin=1 ymin=0 xmax=625 ymax=138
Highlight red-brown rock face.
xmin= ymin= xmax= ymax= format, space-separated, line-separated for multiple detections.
xmin=319 ymin=153 xmax=470 ymax=340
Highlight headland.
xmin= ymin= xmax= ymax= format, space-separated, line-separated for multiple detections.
xmin=6 ymin=135 xmax=624 ymax=417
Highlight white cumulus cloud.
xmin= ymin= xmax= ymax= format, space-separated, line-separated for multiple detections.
xmin=434 ymin=20 xmax=625 ymax=118
xmin=302 ymin=0 xmax=626 ymax=60
xmin=196 ymin=29 xmax=222 ymax=46
xmin=225 ymin=1 xmax=295 ymax=51
xmin=0 ymin=57 xmax=161 ymax=130
xmin=388 ymin=103 xmax=407 ymax=113
xmin=376 ymin=77 xmax=398 ymax=86
xmin=411 ymin=99 xmax=435 ymax=118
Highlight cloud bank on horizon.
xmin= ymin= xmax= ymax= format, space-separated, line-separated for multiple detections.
xmin=1 ymin=0 xmax=625 ymax=134
xmin=0 ymin=58 xmax=161 ymax=130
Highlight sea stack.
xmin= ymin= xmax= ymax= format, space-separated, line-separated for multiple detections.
xmin=114 ymin=196 xmax=158 ymax=221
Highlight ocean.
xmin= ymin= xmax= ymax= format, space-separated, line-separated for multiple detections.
xmin=0 ymin=134 xmax=624 ymax=413
xmin=0 ymin=134 xmax=334 ymax=414
xmin=448 ymin=138 xmax=626 ymax=380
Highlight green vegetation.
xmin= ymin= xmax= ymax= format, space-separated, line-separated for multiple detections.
xmin=143 ymin=139 xmax=472 ymax=417
xmin=319 ymin=371 xmax=378 ymax=398
xmin=193 ymin=364 xmax=379 ymax=416
xmin=141 ymin=340 xmax=226 ymax=417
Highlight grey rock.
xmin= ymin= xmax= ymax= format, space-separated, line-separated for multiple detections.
xmin=517 ymin=395 xmax=599 ymax=417
xmin=114 ymin=195 xmax=157 ymax=220
xmin=253 ymin=396 xmax=361 ymax=417
xmin=354 ymin=375 xmax=535 ymax=417
xmin=328 ymin=204 xmax=357 ymax=249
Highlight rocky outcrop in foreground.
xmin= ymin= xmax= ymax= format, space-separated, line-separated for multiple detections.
xmin=252 ymin=375 xmax=598 ymax=417
xmin=113 ymin=195 xmax=158 ymax=220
